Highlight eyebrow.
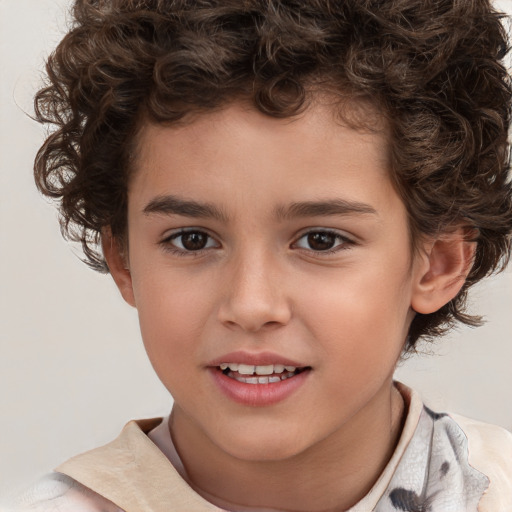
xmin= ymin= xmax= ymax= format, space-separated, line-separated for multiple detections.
xmin=274 ymin=199 xmax=378 ymax=220
xmin=143 ymin=195 xmax=229 ymax=222
xmin=143 ymin=195 xmax=377 ymax=222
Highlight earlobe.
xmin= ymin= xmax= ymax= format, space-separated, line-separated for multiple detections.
xmin=101 ymin=229 xmax=136 ymax=308
xmin=411 ymin=228 xmax=476 ymax=315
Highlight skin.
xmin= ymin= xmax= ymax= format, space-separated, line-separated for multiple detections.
xmin=104 ymin=100 xmax=473 ymax=511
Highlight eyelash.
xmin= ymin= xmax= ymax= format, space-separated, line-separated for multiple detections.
xmin=160 ymin=229 xmax=219 ymax=257
xmin=159 ymin=228 xmax=355 ymax=257
xmin=293 ymin=230 xmax=354 ymax=255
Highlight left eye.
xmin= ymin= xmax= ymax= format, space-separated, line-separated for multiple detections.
xmin=167 ymin=230 xmax=218 ymax=251
xmin=294 ymin=231 xmax=349 ymax=252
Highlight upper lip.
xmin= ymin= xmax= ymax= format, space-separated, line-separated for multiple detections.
xmin=207 ymin=351 xmax=307 ymax=368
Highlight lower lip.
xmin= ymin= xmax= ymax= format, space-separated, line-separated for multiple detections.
xmin=209 ymin=368 xmax=310 ymax=407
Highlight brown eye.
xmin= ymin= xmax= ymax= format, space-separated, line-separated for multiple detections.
xmin=293 ymin=230 xmax=352 ymax=254
xmin=307 ymin=232 xmax=336 ymax=251
xmin=166 ymin=230 xmax=218 ymax=252
xmin=180 ymin=231 xmax=208 ymax=250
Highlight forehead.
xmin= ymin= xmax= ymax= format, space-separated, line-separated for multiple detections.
xmin=131 ymin=99 xmax=392 ymax=201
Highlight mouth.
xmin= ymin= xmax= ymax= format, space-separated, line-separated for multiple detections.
xmin=217 ymin=363 xmax=310 ymax=384
xmin=208 ymin=352 xmax=312 ymax=405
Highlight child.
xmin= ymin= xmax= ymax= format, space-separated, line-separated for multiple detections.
xmin=5 ymin=0 xmax=512 ymax=510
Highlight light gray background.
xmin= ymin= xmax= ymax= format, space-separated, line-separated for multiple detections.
xmin=1 ymin=0 xmax=511 ymax=499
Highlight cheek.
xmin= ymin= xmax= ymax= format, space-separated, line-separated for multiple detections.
xmin=297 ymin=256 xmax=413 ymax=363
xmin=130 ymin=269 xmax=212 ymax=379
xmin=296 ymin=273 xmax=410 ymax=414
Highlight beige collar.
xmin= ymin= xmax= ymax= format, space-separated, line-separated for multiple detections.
xmin=56 ymin=418 xmax=223 ymax=512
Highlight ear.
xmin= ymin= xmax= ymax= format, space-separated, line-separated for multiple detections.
xmin=411 ymin=227 xmax=476 ymax=314
xmin=101 ymin=228 xmax=136 ymax=308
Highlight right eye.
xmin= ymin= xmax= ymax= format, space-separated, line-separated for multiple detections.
xmin=162 ymin=229 xmax=219 ymax=254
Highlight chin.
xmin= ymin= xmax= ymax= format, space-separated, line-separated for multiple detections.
xmin=212 ymin=422 xmax=313 ymax=462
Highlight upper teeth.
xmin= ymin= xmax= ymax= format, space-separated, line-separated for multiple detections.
xmin=219 ymin=363 xmax=297 ymax=375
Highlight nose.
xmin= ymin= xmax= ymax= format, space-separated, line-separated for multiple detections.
xmin=217 ymin=251 xmax=292 ymax=333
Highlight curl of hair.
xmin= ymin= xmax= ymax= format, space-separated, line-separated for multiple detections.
xmin=34 ymin=0 xmax=512 ymax=349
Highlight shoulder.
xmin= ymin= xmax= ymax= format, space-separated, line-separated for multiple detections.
xmin=450 ymin=413 xmax=512 ymax=511
xmin=1 ymin=473 xmax=124 ymax=512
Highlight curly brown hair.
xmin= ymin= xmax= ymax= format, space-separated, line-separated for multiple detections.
xmin=34 ymin=0 xmax=512 ymax=350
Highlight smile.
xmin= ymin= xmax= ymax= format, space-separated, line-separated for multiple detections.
xmin=209 ymin=355 xmax=312 ymax=406
xmin=219 ymin=363 xmax=306 ymax=384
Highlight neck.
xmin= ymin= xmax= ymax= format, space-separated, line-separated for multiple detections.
xmin=170 ymin=382 xmax=406 ymax=512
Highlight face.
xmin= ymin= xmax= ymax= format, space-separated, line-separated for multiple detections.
xmin=117 ymin=101 xmax=424 ymax=461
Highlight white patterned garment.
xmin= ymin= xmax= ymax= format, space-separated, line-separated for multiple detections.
xmin=373 ymin=407 xmax=489 ymax=511
xmin=2 ymin=385 xmax=511 ymax=512
xmin=1 ymin=472 xmax=122 ymax=512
